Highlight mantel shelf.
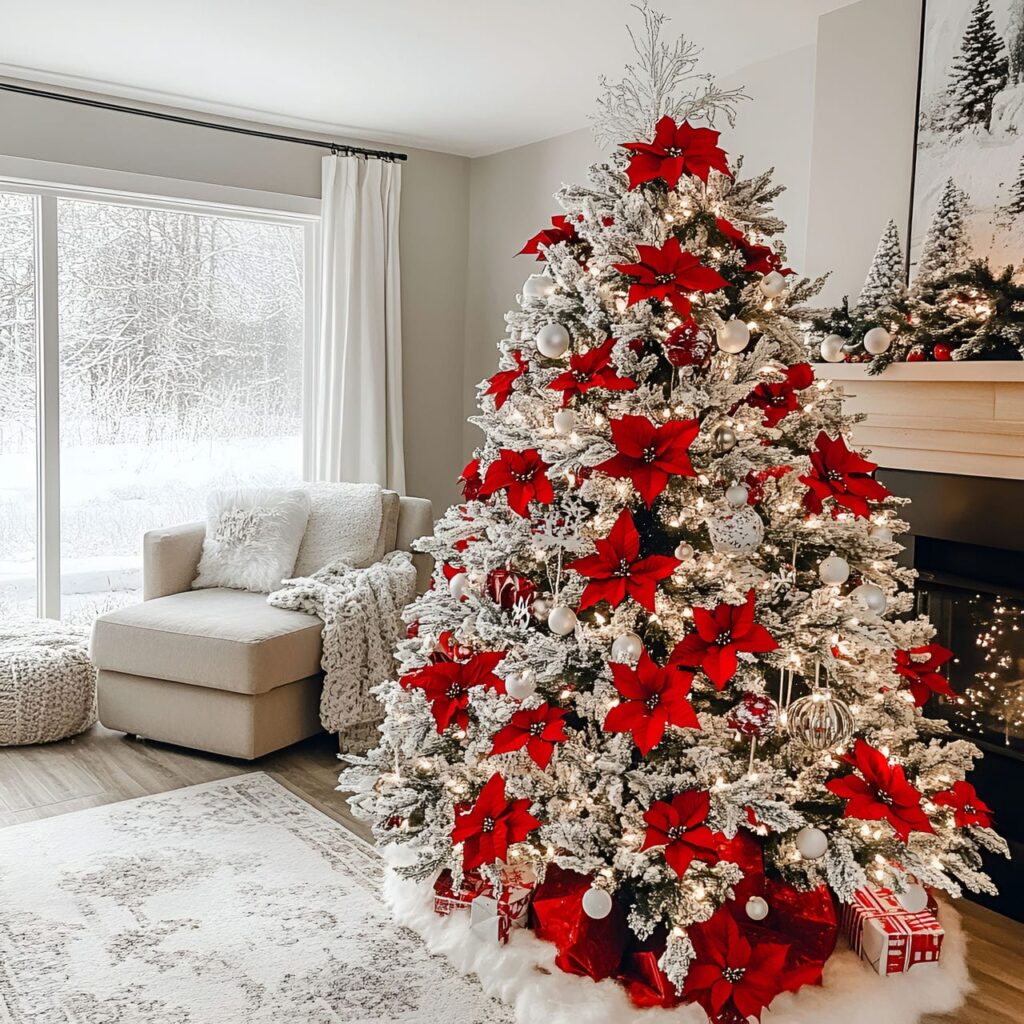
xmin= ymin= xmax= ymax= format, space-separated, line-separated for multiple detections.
xmin=816 ymin=361 xmax=1024 ymax=480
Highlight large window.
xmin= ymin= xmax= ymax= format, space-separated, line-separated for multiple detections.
xmin=0 ymin=177 xmax=316 ymax=623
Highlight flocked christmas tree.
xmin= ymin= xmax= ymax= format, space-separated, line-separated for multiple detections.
xmin=914 ymin=178 xmax=970 ymax=286
xmin=341 ymin=8 xmax=1006 ymax=1021
xmin=856 ymin=219 xmax=905 ymax=316
xmin=947 ymin=0 xmax=1009 ymax=133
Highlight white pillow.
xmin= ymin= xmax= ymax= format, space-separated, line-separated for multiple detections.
xmin=192 ymin=487 xmax=310 ymax=594
xmin=292 ymin=482 xmax=385 ymax=577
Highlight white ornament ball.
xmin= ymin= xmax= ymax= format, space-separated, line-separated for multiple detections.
xmin=818 ymin=552 xmax=851 ymax=586
xmin=795 ymin=826 xmax=829 ymax=860
xmin=611 ymin=632 xmax=644 ymax=662
xmin=869 ymin=524 xmax=893 ymax=544
xmin=820 ymin=334 xmax=846 ymax=363
xmin=553 ymin=409 xmax=575 ymax=434
xmin=896 ymin=884 xmax=928 ymax=914
xmin=725 ymin=482 xmax=749 ymax=508
xmin=717 ymin=318 xmax=751 ymax=354
xmin=506 ymin=669 xmax=537 ymax=701
xmin=536 ymin=322 xmax=570 ymax=359
xmin=863 ymin=326 xmax=892 ymax=355
xmin=745 ymin=896 xmax=770 ymax=921
xmin=759 ymin=271 xmax=787 ymax=298
xmin=674 ymin=541 xmax=695 ymax=562
xmin=707 ymin=506 xmax=765 ymax=555
xmin=582 ymin=887 xmax=613 ymax=920
xmin=548 ymin=604 xmax=578 ymax=636
xmin=851 ymin=582 xmax=887 ymax=614
xmin=523 ymin=274 xmax=556 ymax=300
xmin=448 ymin=572 xmax=471 ymax=601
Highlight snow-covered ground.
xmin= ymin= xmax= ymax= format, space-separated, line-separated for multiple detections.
xmin=0 ymin=433 xmax=300 ymax=623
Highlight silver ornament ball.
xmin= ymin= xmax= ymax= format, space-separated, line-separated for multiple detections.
xmin=795 ymin=826 xmax=829 ymax=860
xmin=674 ymin=541 xmax=695 ymax=562
xmin=581 ymin=887 xmax=613 ymax=920
xmin=611 ymin=632 xmax=644 ymax=662
xmin=536 ymin=322 xmax=570 ymax=359
xmin=707 ymin=506 xmax=764 ymax=555
xmin=896 ymin=884 xmax=928 ymax=913
xmin=786 ymin=689 xmax=855 ymax=751
xmin=523 ymin=274 xmax=556 ymax=300
xmin=548 ymin=604 xmax=578 ymax=636
xmin=851 ymin=582 xmax=887 ymax=614
xmin=869 ymin=524 xmax=894 ymax=544
xmin=818 ymin=552 xmax=851 ymax=585
xmin=759 ymin=271 xmax=787 ymax=298
xmin=712 ymin=424 xmax=738 ymax=452
xmin=717 ymin=318 xmax=751 ymax=354
xmin=863 ymin=326 xmax=892 ymax=355
xmin=745 ymin=896 xmax=770 ymax=921
xmin=725 ymin=482 xmax=749 ymax=507
xmin=820 ymin=334 xmax=846 ymax=363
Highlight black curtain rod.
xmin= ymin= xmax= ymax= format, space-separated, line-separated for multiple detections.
xmin=0 ymin=81 xmax=408 ymax=161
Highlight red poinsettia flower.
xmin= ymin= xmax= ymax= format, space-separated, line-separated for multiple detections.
xmin=670 ymin=591 xmax=778 ymax=689
xmin=459 ymin=458 xmax=482 ymax=501
xmin=487 ymin=568 xmax=537 ymax=610
xmin=622 ymin=115 xmax=730 ymax=189
xmin=479 ymin=449 xmax=554 ymax=517
xmin=596 ymin=414 xmax=699 ymax=507
xmin=566 ymin=507 xmax=680 ymax=612
xmin=933 ymin=780 xmax=994 ymax=828
xmin=826 ymin=739 xmax=934 ymax=841
xmin=603 ymin=648 xmax=699 ymax=755
xmin=662 ymin=318 xmax=715 ymax=368
xmin=518 ymin=215 xmax=578 ymax=260
xmin=404 ymin=651 xmax=506 ymax=734
xmin=614 ymin=237 xmax=728 ymax=317
xmin=715 ymin=217 xmax=793 ymax=277
xmin=684 ymin=909 xmax=792 ymax=1023
xmin=799 ymin=431 xmax=892 ymax=519
xmin=640 ymin=789 xmax=721 ymax=877
xmin=745 ymin=363 xmax=815 ymax=427
xmin=490 ymin=703 xmax=568 ymax=770
xmin=893 ymin=644 xmax=955 ymax=707
xmin=547 ymin=338 xmax=636 ymax=407
xmin=451 ymin=772 xmax=542 ymax=870
xmin=484 ymin=350 xmax=528 ymax=410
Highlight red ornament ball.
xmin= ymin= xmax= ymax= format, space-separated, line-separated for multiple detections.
xmin=727 ymin=693 xmax=780 ymax=738
xmin=663 ymin=318 xmax=714 ymax=368
xmin=933 ymin=343 xmax=952 ymax=361
xmin=906 ymin=347 xmax=926 ymax=362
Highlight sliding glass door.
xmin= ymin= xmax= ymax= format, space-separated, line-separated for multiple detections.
xmin=0 ymin=184 xmax=315 ymax=622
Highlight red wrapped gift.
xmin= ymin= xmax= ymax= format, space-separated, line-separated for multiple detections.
xmin=530 ymin=864 xmax=628 ymax=981
xmin=434 ymin=867 xmax=534 ymax=944
xmin=840 ymin=886 xmax=944 ymax=975
xmin=617 ymin=929 xmax=684 ymax=1009
xmin=433 ymin=868 xmax=488 ymax=916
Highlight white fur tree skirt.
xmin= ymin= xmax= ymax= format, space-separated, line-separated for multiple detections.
xmin=385 ymin=871 xmax=970 ymax=1024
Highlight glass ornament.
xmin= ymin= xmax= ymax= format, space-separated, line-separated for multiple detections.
xmin=786 ymin=688 xmax=854 ymax=751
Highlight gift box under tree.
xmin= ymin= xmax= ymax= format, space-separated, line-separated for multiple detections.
xmin=433 ymin=867 xmax=533 ymax=944
xmin=840 ymin=886 xmax=944 ymax=975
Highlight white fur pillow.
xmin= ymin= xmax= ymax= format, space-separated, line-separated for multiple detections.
xmin=292 ymin=482 xmax=385 ymax=576
xmin=192 ymin=488 xmax=310 ymax=593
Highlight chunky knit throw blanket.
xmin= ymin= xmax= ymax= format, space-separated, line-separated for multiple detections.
xmin=267 ymin=551 xmax=417 ymax=752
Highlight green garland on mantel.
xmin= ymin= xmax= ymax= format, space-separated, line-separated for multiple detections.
xmin=803 ymin=260 xmax=1024 ymax=375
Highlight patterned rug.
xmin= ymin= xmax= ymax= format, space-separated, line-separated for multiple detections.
xmin=0 ymin=773 xmax=510 ymax=1023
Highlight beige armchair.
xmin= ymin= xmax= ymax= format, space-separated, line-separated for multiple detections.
xmin=90 ymin=493 xmax=433 ymax=760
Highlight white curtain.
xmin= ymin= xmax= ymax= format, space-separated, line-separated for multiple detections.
xmin=313 ymin=155 xmax=405 ymax=491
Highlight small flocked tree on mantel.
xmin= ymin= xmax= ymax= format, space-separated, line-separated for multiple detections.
xmin=341 ymin=7 xmax=1007 ymax=1021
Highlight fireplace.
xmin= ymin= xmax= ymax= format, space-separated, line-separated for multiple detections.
xmin=880 ymin=469 xmax=1024 ymax=920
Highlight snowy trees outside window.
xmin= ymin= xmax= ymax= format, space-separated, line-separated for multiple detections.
xmin=0 ymin=193 xmax=307 ymax=622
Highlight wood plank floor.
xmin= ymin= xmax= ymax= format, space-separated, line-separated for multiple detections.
xmin=1 ymin=724 xmax=1021 ymax=1023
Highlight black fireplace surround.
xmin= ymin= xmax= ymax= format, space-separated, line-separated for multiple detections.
xmin=879 ymin=468 xmax=1024 ymax=921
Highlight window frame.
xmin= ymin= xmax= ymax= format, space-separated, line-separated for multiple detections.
xmin=0 ymin=156 xmax=321 ymax=618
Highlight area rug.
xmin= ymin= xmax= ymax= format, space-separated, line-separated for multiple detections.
xmin=0 ymin=773 xmax=510 ymax=1023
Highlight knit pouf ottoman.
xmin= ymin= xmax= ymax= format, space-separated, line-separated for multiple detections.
xmin=0 ymin=620 xmax=97 ymax=745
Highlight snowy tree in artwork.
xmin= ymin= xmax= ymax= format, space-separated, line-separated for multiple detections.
xmin=1000 ymin=154 xmax=1024 ymax=216
xmin=914 ymin=178 xmax=971 ymax=286
xmin=857 ymin=219 xmax=905 ymax=315
xmin=341 ymin=6 xmax=1006 ymax=1022
xmin=947 ymin=0 xmax=1010 ymax=132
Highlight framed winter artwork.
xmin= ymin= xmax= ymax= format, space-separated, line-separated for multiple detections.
xmin=910 ymin=0 xmax=1024 ymax=277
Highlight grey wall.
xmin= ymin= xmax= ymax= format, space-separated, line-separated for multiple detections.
xmin=0 ymin=87 xmax=470 ymax=514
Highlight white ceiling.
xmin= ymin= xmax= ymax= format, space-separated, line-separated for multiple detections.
xmin=0 ymin=0 xmax=856 ymax=157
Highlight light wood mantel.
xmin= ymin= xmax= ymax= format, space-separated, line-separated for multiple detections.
xmin=820 ymin=362 xmax=1024 ymax=479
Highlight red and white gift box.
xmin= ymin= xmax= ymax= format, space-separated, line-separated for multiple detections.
xmin=433 ymin=867 xmax=534 ymax=944
xmin=840 ymin=886 xmax=944 ymax=975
